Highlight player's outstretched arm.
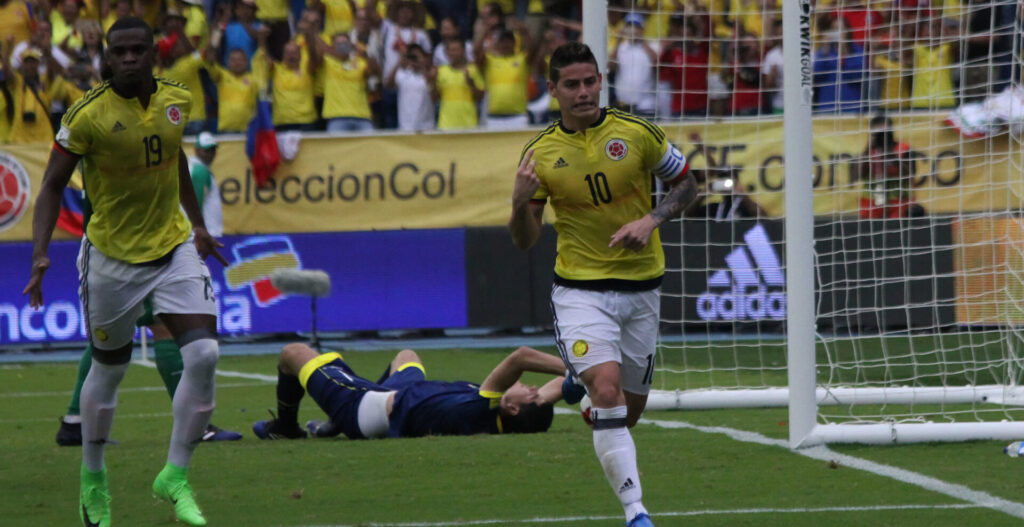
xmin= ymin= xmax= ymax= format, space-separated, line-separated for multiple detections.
xmin=480 ymin=346 xmax=565 ymax=393
xmin=508 ymin=148 xmax=544 ymax=250
xmin=178 ymin=148 xmax=228 ymax=265
xmin=23 ymin=146 xmax=80 ymax=308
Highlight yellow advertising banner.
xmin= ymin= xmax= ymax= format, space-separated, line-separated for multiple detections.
xmin=0 ymin=113 xmax=1020 ymax=242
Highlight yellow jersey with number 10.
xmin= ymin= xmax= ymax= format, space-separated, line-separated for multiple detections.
xmin=56 ymin=78 xmax=193 ymax=264
xmin=524 ymin=108 xmax=689 ymax=287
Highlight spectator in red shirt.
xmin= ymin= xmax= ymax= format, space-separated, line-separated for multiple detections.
xmin=836 ymin=0 xmax=883 ymax=46
xmin=658 ymin=12 xmax=710 ymax=118
xmin=726 ymin=34 xmax=762 ymax=116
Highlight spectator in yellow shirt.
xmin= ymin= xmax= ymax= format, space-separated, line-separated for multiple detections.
xmin=51 ymin=0 xmax=84 ymax=50
xmin=0 ymin=0 xmax=34 ymax=49
xmin=205 ymin=47 xmax=259 ymax=132
xmin=259 ymin=26 xmax=320 ymax=130
xmin=1 ymin=46 xmax=59 ymax=144
xmin=474 ymin=19 xmax=532 ymax=129
xmin=175 ymin=0 xmax=209 ymax=49
xmin=431 ymin=39 xmax=483 ymax=130
xmin=320 ymin=32 xmax=377 ymax=132
xmin=910 ymin=17 xmax=957 ymax=109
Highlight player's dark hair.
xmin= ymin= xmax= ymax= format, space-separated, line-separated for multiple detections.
xmin=549 ymin=42 xmax=598 ymax=84
xmin=501 ymin=402 xmax=554 ymax=434
xmin=106 ymin=16 xmax=153 ymax=45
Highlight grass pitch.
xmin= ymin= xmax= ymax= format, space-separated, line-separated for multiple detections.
xmin=3 ymin=346 xmax=1024 ymax=526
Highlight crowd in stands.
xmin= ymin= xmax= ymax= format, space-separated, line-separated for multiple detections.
xmin=0 ymin=0 xmax=1019 ymax=143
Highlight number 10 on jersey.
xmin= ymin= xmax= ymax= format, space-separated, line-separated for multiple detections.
xmin=584 ymin=172 xmax=612 ymax=206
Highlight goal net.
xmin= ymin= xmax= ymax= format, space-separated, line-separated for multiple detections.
xmin=589 ymin=0 xmax=1024 ymax=444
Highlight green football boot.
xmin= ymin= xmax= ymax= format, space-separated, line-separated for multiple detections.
xmin=80 ymin=465 xmax=112 ymax=527
xmin=152 ymin=464 xmax=207 ymax=526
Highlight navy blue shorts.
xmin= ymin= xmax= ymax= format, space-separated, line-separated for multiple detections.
xmin=301 ymin=353 xmax=425 ymax=439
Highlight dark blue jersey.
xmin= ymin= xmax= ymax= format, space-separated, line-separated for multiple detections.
xmin=387 ymin=381 xmax=502 ymax=438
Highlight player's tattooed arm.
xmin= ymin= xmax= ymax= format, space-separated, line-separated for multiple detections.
xmin=610 ymin=173 xmax=698 ymax=252
xmin=650 ymin=173 xmax=699 ymax=224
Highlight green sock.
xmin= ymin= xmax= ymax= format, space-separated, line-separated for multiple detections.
xmin=157 ymin=462 xmax=188 ymax=482
xmin=153 ymin=339 xmax=183 ymax=398
xmin=81 ymin=463 xmax=107 ymax=483
xmin=67 ymin=344 xmax=94 ymax=416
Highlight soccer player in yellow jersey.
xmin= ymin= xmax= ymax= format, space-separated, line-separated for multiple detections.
xmin=508 ymin=42 xmax=698 ymax=527
xmin=23 ymin=18 xmax=229 ymax=527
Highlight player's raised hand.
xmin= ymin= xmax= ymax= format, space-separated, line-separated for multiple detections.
xmin=513 ymin=149 xmax=540 ymax=205
xmin=609 ymin=215 xmax=658 ymax=252
xmin=22 ymin=256 xmax=51 ymax=308
xmin=193 ymin=227 xmax=229 ymax=266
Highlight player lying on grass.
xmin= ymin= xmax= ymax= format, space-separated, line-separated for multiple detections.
xmin=253 ymin=344 xmax=583 ymax=439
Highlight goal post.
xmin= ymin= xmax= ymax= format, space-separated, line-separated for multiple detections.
xmin=781 ymin=0 xmax=818 ymax=448
xmin=582 ymin=0 xmax=1024 ymax=445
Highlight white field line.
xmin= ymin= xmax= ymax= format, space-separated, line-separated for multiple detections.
xmin=637 ymin=416 xmax=1024 ymax=520
xmin=0 ymin=411 xmax=174 ymax=424
xmin=292 ymin=503 xmax=982 ymax=527
xmin=0 ymin=381 xmax=268 ymax=399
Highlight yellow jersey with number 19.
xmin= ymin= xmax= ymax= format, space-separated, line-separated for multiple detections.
xmin=524 ymin=108 xmax=689 ymax=288
xmin=56 ymin=78 xmax=193 ymax=264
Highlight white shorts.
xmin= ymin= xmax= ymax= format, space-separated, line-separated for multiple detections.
xmin=551 ymin=284 xmax=659 ymax=395
xmin=77 ymin=233 xmax=217 ymax=350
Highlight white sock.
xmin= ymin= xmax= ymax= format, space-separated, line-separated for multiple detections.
xmin=592 ymin=406 xmax=647 ymax=521
xmin=167 ymin=338 xmax=218 ymax=468
xmin=81 ymin=360 xmax=129 ymax=472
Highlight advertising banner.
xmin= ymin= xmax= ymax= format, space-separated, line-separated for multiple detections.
xmin=954 ymin=217 xmax=1024 ymax=325
xmin=0 ymin=230 xmax=467 ymax=346
xmin=1 ymin=114 xmax=1020 ymax=242
xmin=662 ymin=218 xmax=957 ymax=332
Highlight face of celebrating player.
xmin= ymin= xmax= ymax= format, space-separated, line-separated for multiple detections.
xmin=500 ymin=381 xmax=541 ymax=415
xmin=106 ymin=28 xmax=155 ymax=91
xmin=548 ymin=62 xmax=602 ymax=131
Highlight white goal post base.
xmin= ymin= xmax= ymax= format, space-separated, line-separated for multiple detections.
xmin=646 ymin=386 xmax=1024 ymax=444
xmin=646 ymin=385 xmax=1024 ymax=411
xmin=799 ymin=422 xmax=1024 ymax=446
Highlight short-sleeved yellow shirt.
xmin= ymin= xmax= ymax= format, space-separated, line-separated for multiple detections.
xmin=56 ymin=79 xmax=193 ymax=263
xmin=322 ymin=55 xmax=372 ymax=120
xmin=484 ymin=52 xmax=528 ymax=116
xmin=271 ymin=64 xmax=317 ymax=125
xmin=524 ymin=109 xmax=689 ymax=285
xmin=208 ymin=65 xmax=258 ymax=132
xmin=436 ymin=64 xmax=483 ymax=130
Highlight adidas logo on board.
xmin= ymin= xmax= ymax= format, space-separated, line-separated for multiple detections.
xmin=697 ymin=224 xmax=786 ymax=321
